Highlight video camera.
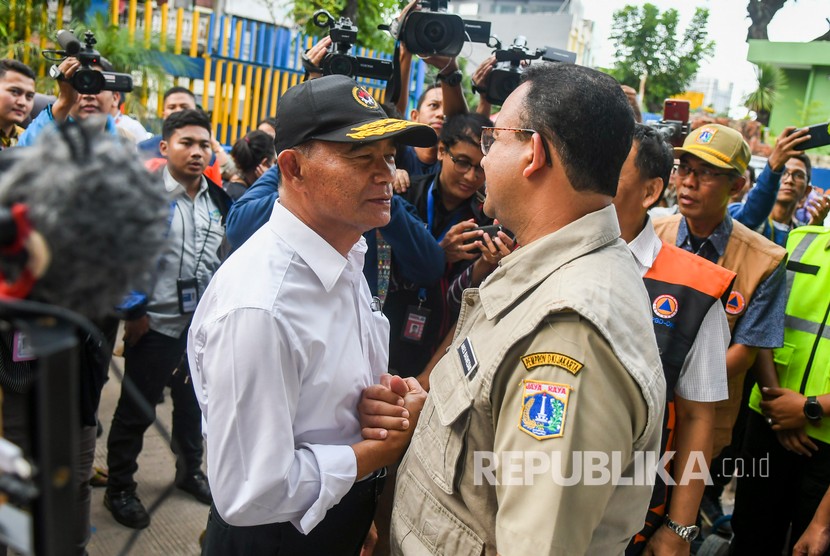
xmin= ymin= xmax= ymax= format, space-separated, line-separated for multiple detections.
xmin=476 ymin=36 xmax=576 ymax=105
xmin=43 ymin=30 xmax=133 ymax=95
xmin=648 ymin=100 xmax=691 ymax=148
xmin=311 ymin=10 xmax=393 ymax=81
xmin=386 ymin=0 xmax=491 ymax=58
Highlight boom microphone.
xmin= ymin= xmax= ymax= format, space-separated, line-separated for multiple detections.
xmin=0 ymin=118 xmax=169 ymax=318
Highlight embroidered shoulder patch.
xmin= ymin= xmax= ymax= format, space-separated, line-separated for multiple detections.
xmin=521 ymin=352 xmax=583 ymax=375
xmin=518 ymin=380 xmax=571 ymax=440
xmin=652 ymin=294 xmax=679 ymax=319
xmin=726 ymin=291 xmax=746 ymax=315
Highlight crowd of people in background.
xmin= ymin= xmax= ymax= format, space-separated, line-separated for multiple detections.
xmin=0 ymin=10 xmax=829 ymax=554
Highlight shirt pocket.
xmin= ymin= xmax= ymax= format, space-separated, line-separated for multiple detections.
xmin=393 ymin=469 xmax=484 ymax=556
xmin=773 ymin=341 xmax=795 ymax=386
xmin=411 ymin=349 xmax=474 ymax=495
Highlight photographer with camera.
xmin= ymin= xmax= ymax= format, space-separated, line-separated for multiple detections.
xmin=728 ymin=126 xmax=827 ymax=246
xmin=18 ymin=56 xmax=120 ymax=147
xmin=384 ymin=112 xmax=495 ymax=381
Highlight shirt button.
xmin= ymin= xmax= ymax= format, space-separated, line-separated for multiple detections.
xmin=466 ymin=298 xmax=475 ymax=306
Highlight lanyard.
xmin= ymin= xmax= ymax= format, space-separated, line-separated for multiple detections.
xmin=175 ymin=198 xmax=213 ymax=279
xmin=426 ymin=179 xmax=461 ymax=243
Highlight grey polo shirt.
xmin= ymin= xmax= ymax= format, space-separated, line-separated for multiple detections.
xmin=147 ymin=168 xmax=224 ymax=338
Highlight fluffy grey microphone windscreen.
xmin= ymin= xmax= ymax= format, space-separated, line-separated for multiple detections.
xmin=0 ymin=118 xmax=169 ymax=318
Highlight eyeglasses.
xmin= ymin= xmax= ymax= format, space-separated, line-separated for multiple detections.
xmin=480 ymin=126 xmax=552 ymax=167
xmin=782 ymin=169 xmax=807 ymax=183
xmin=675 ymin=163 xmax=735 ymax=184
xmin=445 ymin=147 xmax=485 ymax=176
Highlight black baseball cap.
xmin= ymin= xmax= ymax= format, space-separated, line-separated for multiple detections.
xmin=275 ymin=75 xmax=437 ymax=153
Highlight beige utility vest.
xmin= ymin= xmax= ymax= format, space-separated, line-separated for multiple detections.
xmin=393 ymin=207 xmax=665 ymax=555
xmin=654 ymin=215 xmax=786 ymax=456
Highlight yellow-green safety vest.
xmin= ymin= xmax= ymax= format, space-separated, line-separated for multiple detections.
xmin=749 ymin=226 xmax=830 ymax=443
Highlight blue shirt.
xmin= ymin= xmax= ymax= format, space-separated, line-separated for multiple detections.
xmin=17 ymin=106 xmax=118 ymax=147
xmin=224 ymin=166 xmax=445 ymax=293
xmin=676 ymin=215 xmax=786 ymax=349
xmin=396 ymin=145 xmax=439 ymax=177
xmin=728 ymin=164 xmax=787 ymax=246
xmin=137 ymin=134 xmax=163 ymax=158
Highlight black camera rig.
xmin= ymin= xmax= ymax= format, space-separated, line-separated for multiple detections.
xmin=310 ymin=10 xmax=393 ymax=82
xmin=386 ymin=0 xmax=491 ymax=58
xmin=43 ymin=30 xmax=133 ymax=95
xmin=475 ymin=36 xmax=576 ymax=105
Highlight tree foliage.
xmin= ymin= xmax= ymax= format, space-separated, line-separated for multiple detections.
xmin=746 ymin=0 xmax=788 ymax=40
xmin=292 ymin=0 xmax=399 ymax=53
xmin=743 ymin=62 xmax=786 ymax=126
xmin=608 ymin=3 xmax=714 ymax=113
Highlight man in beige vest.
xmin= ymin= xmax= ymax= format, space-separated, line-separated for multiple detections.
xmin=652 ymin=124 xmax=787 ymax=531
xmin=389 ymin=63 xmax=666 ymax=555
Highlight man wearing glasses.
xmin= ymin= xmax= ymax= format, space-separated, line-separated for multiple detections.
xmin=384 ymin=112 xmax=501 ymax=380
xmin=653 ymin=124 xmax=788 ymax=532
xmin=388 ymin=63 xmax=665 ymax=554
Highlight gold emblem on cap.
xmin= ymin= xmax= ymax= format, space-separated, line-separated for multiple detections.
xmin=347 ymin=118 xmax=420 ymax=140
xmin=352 ymin=86 xmax=378 ymax=109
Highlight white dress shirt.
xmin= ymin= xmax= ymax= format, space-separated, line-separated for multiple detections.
xmin=628 ymin=218 xmax=729 ymax=402
xmin=187 ymin=200 xmax=390 ymax=533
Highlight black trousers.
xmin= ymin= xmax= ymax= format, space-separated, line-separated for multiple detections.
xmin=202 ymin=471 xmax=385 ymax=556
xmin=730 ymin=411 xmax=830 ymax=555
xmin=106 ymin=329 xmax=203 ymax=492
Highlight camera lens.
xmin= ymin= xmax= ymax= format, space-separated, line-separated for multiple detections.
xmin=328 ymin=54 xmax=355 ymax=77
xmin=423 ymin=20 xmax=447 ymax=44
xmin=72 ymin=68 xmax=104 ymax=95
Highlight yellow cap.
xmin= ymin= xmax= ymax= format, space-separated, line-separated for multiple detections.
xmin=674 ymin=124 xmax=750 ymax=175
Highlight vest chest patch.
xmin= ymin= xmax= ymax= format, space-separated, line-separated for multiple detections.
xmin=726 ymin=291 xmax=746 ymax=315
xmin=518 ymin=380 xmax=571 ymax=440
xmin=652 ymin=294 xmax=679 ymax=319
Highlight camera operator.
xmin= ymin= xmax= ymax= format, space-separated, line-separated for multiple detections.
xmin=0 ymin=59 xmax=36 ymax=150
xmin=18 ymin=56 xmax=120 ymax=146
xmin=728 ymin=126 xmax=827 ymax=246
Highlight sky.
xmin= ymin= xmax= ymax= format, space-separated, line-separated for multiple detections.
xmin=582 ymin=0 xmax=830 ymax=115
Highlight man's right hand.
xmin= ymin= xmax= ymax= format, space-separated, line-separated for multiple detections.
xmin=123 ymin=315 xmax=150 ymax=347
xmin=51 ymin=57 xmax=83 ymax=123
xmin=359 ymin=374 xmax=427 ymax=441
xmin=768 ymin=126 xmax=810 ymax=172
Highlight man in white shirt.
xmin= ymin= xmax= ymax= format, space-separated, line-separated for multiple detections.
xmin=188 ymin=75 xmax=436 ymax=555
xmin=614 ymin=124 xmax=734 ymax=554
xmin=110 ymin=92 xmax=152 ymax=142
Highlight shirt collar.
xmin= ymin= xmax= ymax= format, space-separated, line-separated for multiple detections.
xmin=628 ymin=216 xmax=663 ymax=275
xmin=163 ymin=166 xmax=208 ymax=197
xmin=269 ymin=200 xmax=367 ymax=292
xmin=677 ymin=214 xmax=732 ymax=259
xmin=480 ymin=205 xmax=621 ymax=319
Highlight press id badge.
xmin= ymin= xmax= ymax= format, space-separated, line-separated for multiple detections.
xmin=400 ymin=305 xmax=431 ymax=344
xmin=177 ymin=277 xmax=199 ymax=314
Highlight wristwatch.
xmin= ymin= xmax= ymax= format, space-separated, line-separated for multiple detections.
xmin=49 ymin=64 xmax=63 ymax=80
xmin=437 ymin=70 xmax=463 ymax=87
xmin=664 ymin=516 xmax=700 ymax=543
xmin=804 ymin=396 xmax=824 ymax=422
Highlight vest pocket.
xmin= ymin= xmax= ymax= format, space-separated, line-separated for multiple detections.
xmin=412 ymin=349 xmax=475 ymax=494
xmin=393 ymin=469 xmax=485 ymax=556
xmin=773 ymin=342 xmax=795 ymax=384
